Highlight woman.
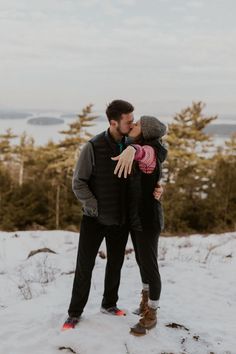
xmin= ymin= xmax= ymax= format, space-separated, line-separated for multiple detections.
xmin=112 ymin=115 xmax=168 ymax=336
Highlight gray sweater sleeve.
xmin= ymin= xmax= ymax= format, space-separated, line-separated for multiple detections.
xmin=72 ymin=142 xmax=98 ymax=216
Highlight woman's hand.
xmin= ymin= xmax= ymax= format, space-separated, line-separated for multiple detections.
xmin=111 ymin=145 xmax=136 ymax=178
xmin=153 ymin=183 xmax=164 ymax=200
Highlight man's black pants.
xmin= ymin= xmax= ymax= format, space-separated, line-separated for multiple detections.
xmin=130 ymin=227 xmax=161 ymax=301
xmin=68 ymin=215 xmax=129 ymax=317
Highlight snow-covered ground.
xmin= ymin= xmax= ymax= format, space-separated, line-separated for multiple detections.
xmin=0 ymin=230 xmax=235 ymax=354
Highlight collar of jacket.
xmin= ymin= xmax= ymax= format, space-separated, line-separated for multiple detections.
xmin=105 ymin=128 xmax=127 ymax=152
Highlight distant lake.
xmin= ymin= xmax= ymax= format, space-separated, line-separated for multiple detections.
xmin=0 ymin=110 xmax=235 ymax=148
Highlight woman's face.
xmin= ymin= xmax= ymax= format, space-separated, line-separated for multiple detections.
xmin=128 ymin=120 xmax=142 ymax=140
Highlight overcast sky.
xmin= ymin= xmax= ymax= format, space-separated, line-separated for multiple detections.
xmin=0 ymin=0 xmax=235 ymax=115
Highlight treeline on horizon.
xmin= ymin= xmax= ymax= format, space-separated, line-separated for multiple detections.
xmin=0 ymin=102 xmax=235 ymax=235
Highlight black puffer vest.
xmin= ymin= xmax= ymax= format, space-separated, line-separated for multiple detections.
xmin=128 ymin=139 xmax=168 ymax=232
xmin=89 ymin=130 xmax=128 ymax=225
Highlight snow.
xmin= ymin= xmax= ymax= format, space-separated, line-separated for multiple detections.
xmin=0 ymin=230 xmax=235 ymax=354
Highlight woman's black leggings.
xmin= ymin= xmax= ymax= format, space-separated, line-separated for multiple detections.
xmin=130 ymin=228 xmax=161 ymax=301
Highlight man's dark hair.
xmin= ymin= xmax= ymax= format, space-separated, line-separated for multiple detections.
xmin=106 ymin=100 xmax=134 ymax=122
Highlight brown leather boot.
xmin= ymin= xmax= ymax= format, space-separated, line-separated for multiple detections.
xmin=133 ymin=289 xmax=149 ymax=316
xmin=130 ymin=306 xmax=157 ymax=336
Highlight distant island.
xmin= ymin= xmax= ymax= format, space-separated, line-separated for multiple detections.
xmin=27 ymin=117 xmax=64 ymax=125
xmin=204 ymin=124 xmax=236 ymax=136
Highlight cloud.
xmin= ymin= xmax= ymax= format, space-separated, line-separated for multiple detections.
xmin=0 ymin=0 xmax=235 ymax=112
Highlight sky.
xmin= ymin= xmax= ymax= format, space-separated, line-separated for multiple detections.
xmin=0 ymin=0 xmax=235 ymax=115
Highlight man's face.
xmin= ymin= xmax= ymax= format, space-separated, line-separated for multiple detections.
xmin=111 ymin=113 xmax=134 ymax=136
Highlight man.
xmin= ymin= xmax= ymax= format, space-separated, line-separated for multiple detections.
xmin=62 ymin=100 xmax=163 ymax=330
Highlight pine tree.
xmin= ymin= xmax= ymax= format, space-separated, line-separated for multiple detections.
xmin=0 ymin=128 xmax=17 ymax=164
xmin=43 ymin=104 xmax=97 ymax=229
xmin=12 ymin=131 xmax=35 ymax=186
xmin=203 ymin=132 xmax=236 ymax=232
xmin=58 ymin=103 xmax=97 ymax=175
xmin=164 ymin=101 xmax=216 ymax=181
xmin=163 ymin=101 xmax=218 ymax=233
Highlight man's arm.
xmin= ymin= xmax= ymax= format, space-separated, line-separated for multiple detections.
xmin=72 ymin=142 xmax=98 ymax=217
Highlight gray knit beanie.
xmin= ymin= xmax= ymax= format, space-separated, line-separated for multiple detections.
xmin=140 ymin=115 xmax=167 ymax=140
